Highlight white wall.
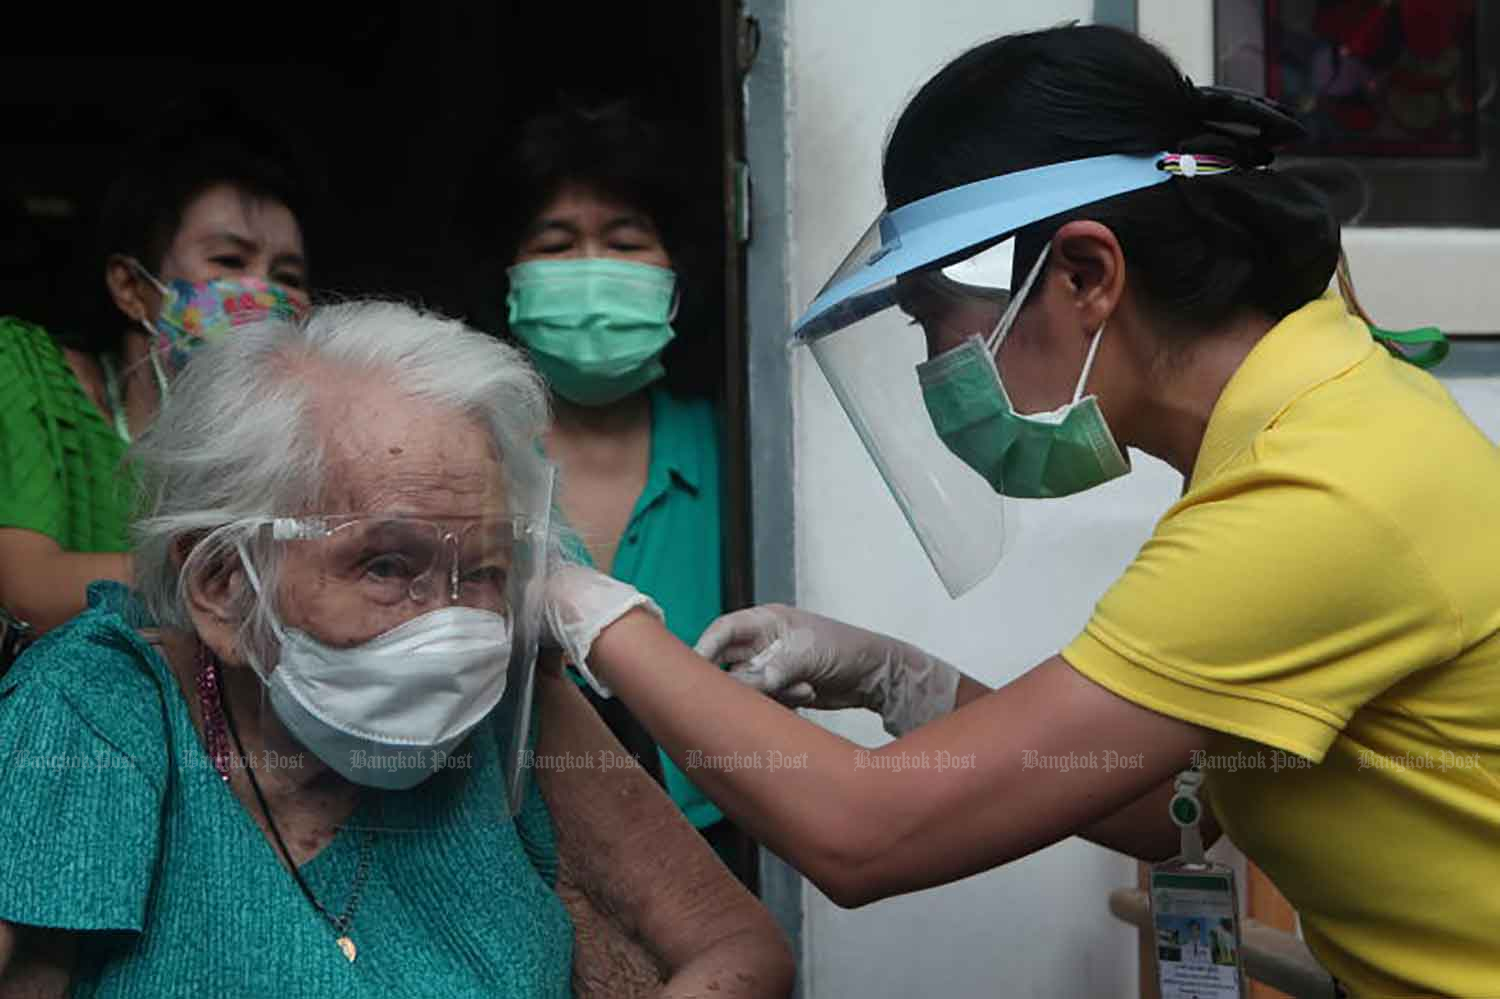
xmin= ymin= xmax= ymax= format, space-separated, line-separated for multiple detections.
xmin=786 ymin=3 xmax=1150 ymax=997
xmin=781 ymin=5 xmax=1500 ymax=998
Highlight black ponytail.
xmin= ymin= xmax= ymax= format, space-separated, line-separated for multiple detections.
xmin=883 ymin=25 xmax=1340 ymax=334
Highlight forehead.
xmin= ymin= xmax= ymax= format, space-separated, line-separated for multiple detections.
xmin=311 ymin=375 xmax=507 ymax=516
xmin=532 ymin=182 xmax=653 ymax=228
xmin=172 ymin=182 xmax=304 ymax=256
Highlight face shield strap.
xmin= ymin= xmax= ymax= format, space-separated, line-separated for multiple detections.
xmin=977 ymin=238 xmax=1104 ymax=412
xmin=986 ymin=242 xmax=1052 ymax=354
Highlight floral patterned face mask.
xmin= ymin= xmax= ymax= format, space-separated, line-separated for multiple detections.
xmin=128 ymin=259 xmax=305 ymax=373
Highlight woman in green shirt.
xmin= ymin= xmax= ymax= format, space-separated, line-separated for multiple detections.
xmin=0 ymin=96 xmax=311 ymax=639
xmin=472 ymin=104 xmax=739 ymax=859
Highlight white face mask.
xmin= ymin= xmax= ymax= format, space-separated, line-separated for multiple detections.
xmin=237 ymin=544 xmax=512 ymax=789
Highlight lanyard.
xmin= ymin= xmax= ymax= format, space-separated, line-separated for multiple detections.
xmin=100 ymin=351 xmax=169 ymax=444
xmin=1370 ymin=324 xmax=1449 ymax=370
xmin=1169 ymin=767 xmax=1206 ymax=865
xmin=1150 ymin=767 xmax=1247 ymax=999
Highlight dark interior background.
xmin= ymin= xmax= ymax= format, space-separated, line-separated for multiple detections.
xmin=1 ymin=3 xmax=730 ymax=388
xmin=1 ymin=1 xmax=757 ymax=887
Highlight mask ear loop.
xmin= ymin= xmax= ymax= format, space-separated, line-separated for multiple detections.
xmin=986 ymin=241 xmax=1052 ymax=355
xmin=126 ymin=257 xmax=171 ymax=298
xmin=125 ymin=257 xmax=176 ymax=397
xmin=1073 ymin=324 xmax=1107 ymax=403
xmin=233 ymin=535 xmax=287 ymax=685
xmin=236 ymin=540 xmax=267 ymax=598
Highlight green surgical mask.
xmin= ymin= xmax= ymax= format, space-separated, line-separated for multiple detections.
xmin=507 ymin=258 xmax=677 ymax=406
xmin=916 ymin=244 xmax=1130 ymax=499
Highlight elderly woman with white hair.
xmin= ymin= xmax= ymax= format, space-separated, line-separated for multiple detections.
xmin=0 ymin=302 xmax=792 ymax=998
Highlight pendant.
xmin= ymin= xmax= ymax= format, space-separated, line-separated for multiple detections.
xmin=337 ymin=936 xmax=357 ymax=962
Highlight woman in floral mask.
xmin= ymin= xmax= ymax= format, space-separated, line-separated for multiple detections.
xmin=469 ymin=102 xmax=743 ymax=867
xmin=0 ymin=93 xmax=310 ymax=644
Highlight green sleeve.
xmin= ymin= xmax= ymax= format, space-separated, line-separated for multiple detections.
xmin=0 ymin=667 xmax=164 ymax=931
xmin=0 ymin=320 xmax=67 ymax=542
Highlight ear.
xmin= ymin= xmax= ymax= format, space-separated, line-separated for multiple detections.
xmin=1049 ymin=221 xmax=1126 ymax=336
xmin=105 ymin=254 xmax=159 ymax=327
xmin=177 ymin=536 xmax=251 ymax=668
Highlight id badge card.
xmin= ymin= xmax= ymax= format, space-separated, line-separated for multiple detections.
xmin=1149 ymin=860 xmax=1247 ymax=999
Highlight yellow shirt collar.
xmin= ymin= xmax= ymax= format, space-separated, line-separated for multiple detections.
xmin=1190 ymin=296 xmax=1376 ymax=490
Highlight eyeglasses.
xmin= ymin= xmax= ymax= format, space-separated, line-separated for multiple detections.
xmin=265 ymin=515 xmax=540 ymax=611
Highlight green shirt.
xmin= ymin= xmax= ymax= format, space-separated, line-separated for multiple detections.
xmin=0 ymin=317 xmax=132 ymax=552
xmin=0 ymin=583 xmax=573 ymax=998
xmin=560 ymin=387 xmax=725 ymax=829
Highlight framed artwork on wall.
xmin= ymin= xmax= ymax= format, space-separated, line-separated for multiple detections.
xmin=1215 ymin=0 xmax=1499 ymax=228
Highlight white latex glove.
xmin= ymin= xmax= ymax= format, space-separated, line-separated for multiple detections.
xmin=543 ymin=565 xmax=663 ymax=698
xmin=693 ymin=604 xmax=962 ymax=737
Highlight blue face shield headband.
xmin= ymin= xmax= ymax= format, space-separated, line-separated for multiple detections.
xmin=794 ymin=153 xmax=1175 ymax=343
xmin=793 ymin=152 xmax=1178 ymax=598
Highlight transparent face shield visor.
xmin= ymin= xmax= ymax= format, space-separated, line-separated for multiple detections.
xmin=793 ymin=153 xmax=1173 ymax=596
xmin=486 ymin=460 xmax=554 ymax=821
xmin=232 ymin=464 xmax=555 ymax=828
xmin=801 ymin=230 xmax=1022 ymax=598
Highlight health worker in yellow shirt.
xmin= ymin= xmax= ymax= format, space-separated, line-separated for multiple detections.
xmin=541 ymin=24 xmax=1500 ymax=998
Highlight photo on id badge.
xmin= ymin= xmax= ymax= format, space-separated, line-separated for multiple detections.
xmin=1150 ymin=863 xmax=1246 ymax=999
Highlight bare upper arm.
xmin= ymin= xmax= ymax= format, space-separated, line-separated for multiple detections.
xmin=842 ymin=655 xmax=1214 ymax=902
xmin=1079 ymin=774 xmax=1223 ymax=863
xmin=0 ymin=529 xmax=66 ymax=606
xmin=0 ymin=528 xmax=131 ymax=634
xmin=531 ymin=670 xmax=786 ymax=987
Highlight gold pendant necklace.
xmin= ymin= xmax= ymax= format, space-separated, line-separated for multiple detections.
xmin=210 ymin=651 xmax=375 ymax=963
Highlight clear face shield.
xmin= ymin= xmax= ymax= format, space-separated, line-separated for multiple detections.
xmin=804 ymin=232 xmax=1022 ymax=598
xmin=229 ymin=464 xmax=556 ymax=826
xmin=795 ymin=153 xmax=1173 ymax=596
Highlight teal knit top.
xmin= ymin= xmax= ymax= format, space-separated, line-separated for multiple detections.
xmin=0 ymin=583 xmax=573 ymax=997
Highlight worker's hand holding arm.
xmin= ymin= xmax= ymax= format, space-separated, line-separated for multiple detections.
xmin=693 ymin=604 xmax=987 ymax=736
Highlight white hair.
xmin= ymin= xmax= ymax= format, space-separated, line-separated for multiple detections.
xmin=132 ymin=300 xmax=554 ymax=651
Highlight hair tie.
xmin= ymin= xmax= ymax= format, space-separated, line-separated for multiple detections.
xmin=1180 ymin=83 xmax=1307 ymax=168
xmin=1157 ymin=153 xmax=1237 ymax=178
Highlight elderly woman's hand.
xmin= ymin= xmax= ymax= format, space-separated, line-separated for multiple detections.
xmin=542 ymin=565 xmax=664 ymax=697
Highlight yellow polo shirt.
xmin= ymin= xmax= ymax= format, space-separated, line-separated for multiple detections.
xmin=1062 ymin=297 xmax=1500 ymax=997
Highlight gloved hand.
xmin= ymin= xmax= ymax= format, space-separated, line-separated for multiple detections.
xmin=693 ymin=605 xmax=962 ymax=737
xmin=543 ymin=565 xmax=663 ymax=698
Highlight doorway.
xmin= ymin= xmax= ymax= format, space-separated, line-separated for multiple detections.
xmin=2 ymin=0 xmax=757 ymax=888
